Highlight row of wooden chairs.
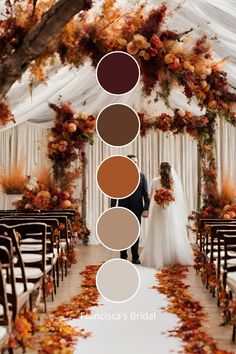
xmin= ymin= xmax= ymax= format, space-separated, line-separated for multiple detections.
xmin=0 ymin=223 xmax=46 ymax=353
xmin=196 ymin=217 xmax=236 ymax=340
xmin=0 ymin=209 xmax=77 ymax=279
xmin=0 ymin=209 xmax=78 ymax=352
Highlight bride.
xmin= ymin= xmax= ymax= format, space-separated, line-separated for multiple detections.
xmin=140 ymin=162 xmax=194 ymax=270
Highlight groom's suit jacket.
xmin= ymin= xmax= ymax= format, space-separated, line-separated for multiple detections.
xmin=111 ymin=173 xmax=150 ymax=220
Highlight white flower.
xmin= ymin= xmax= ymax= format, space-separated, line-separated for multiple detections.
xmin=27 ymin=177 xmax=38 ymax=191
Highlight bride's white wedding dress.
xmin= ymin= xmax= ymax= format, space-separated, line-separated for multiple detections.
xmin=140 ymin=170 xmax=194 ymax=270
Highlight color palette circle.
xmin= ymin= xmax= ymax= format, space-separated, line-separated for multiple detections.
xmin=96 ymin=103 xmax=140 ymax=147
xmin=96 ymin=259 xmax=140 ymax=303
xmin=96 ymin=155 xmax=140 ymax=199
xmin=96 ymin=207 xmax=140 ymax=251
xmin=96 ymin=51 xmax=140 ymax=95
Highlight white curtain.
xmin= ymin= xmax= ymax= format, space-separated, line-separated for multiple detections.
xmin=0 ymin=122 xmax=48 ymax=208
xmin=0 ymin=121 xmax=235 ymax=243
xmin=216 ymin=119 xmax=236 ymax=186
xmin=0 ymin=122 xmax=198 ymax=244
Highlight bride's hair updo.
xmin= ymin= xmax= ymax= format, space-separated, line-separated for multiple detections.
xmin=160 ymin=162 xmax=173 ymax=189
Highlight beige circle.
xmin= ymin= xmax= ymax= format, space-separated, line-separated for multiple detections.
xmin=96 ymin=207 xmax=140 ymax=251
xmin=96 ymin=155 xmax=140 ymax=199
xmin=96 ymin=259 xmax=140 ymax=303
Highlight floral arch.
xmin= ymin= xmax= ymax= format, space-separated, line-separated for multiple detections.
xmin=0 ymin=0 xmax=236 ymax=240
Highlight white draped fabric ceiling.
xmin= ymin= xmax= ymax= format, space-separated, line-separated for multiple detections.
xmin=0 ymin=0 xmax=235 ymax=130
xmin=0 ymin=0 xmax=235 ymax=243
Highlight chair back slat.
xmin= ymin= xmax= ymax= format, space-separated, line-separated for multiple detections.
xmin=0 ymin=262 xmax=10 ymax=326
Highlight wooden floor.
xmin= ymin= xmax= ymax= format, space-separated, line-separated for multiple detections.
xmin=23 ymin=244 xmax=236 ymax=353
xmin=187 ymin=268 xmax=236 ymax=352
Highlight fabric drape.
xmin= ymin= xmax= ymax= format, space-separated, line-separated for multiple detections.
xmin=0 ymin=121 xmax=235 ymax=243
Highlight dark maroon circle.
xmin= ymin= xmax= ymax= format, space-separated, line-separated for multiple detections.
xmin=96 ymin=52 xmax=140 ymax=95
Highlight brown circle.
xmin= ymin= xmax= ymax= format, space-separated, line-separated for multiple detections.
xmin=96 ymin=156 xmax=140 ymax=198
xmin=97 ymin=207 xmax=140 ymax=251
xmin=96 ymin=104 xmax=140 ymax=147
xmin=96 ymin=51 xmax=140 ymax=95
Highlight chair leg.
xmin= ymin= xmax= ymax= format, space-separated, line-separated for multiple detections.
xmin=29 ymin=293 xmax=33 ymax=311
xmin=65 ymin=259 xmax=68 ymax=277
xmin=61 ymin=257 xmax=64 ymax=282
xmin=232 ymin=324 xmax=236 ymax=342
xmin=217 ymin=291 xmax=220 ymax=307
xmin=56 ymin=258 xmax=60 ymax=288
xmin=52 ymin=267 xmax=57 ymax=295
xmin=42 ymin=278 xmax=47 ymax=313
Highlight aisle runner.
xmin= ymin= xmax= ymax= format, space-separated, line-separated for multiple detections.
xmin=68 ymin=266 xmax=183 ymax=354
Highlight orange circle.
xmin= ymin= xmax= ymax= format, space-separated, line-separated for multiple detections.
xmin=96 ymin=156 xmax=140 ymax=198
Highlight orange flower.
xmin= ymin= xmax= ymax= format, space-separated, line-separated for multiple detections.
xmin=154 ymin=188 xmax=175 ymax=207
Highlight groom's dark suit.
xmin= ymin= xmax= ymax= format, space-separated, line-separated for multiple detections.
xmin=111 ymin=173 xmax=150 ymax=261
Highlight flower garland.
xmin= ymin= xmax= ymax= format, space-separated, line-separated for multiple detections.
xmin=153 ymin=266 xmax=234 ymax=354
xmin=140 ymin=109 xmax=220 ymax=216
xmin=7 ymin=264 xmax=101 ymax=353
xmin=139 ymin=109 xmax=213 ymax=139
xmin=48 ymin=102 xmax=95 ymax=180
xmin=15 ymin=102 xmax=95 ymax=244
xmin=56 ymin=3 xmax=235 ymax=120
xmin=47 ymin=102 xmax=96 ymax=243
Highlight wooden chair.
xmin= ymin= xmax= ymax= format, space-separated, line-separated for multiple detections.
xmin=214 ymin=230 xmax=236 ymax=279
xmin=197 ymin=221 xmax=236 ymax=295
xmin=0 ymin=227 xmax=29 ymax=294
xmin=0 ymin=217 xmax=65 ymax=283
xmin=220 ymin=234 xmax=236 ymax=341
xmin=0 ymin=223 xmax=49 ymax=312
xmin=0 ymin=262 xmax=11 ymax=354
xmin=0 ymin=239 xmax=32 ymax=321
xmin=197 ymin=218 xmax=236 ymax=252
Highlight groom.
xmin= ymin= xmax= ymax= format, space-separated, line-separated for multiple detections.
xmin=111 ymin=154 xmax=150 ymax=264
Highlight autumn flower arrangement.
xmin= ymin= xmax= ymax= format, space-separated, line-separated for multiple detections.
xmin=139 ymin=109 xmax=211 ymax=139
xmin=56 ymin=2 xmax=235 ymax=123
xmin=0 ymin=1 xmax=235 ymax=128
xmin=48 ymin=102 xmax=95 ymax=180
xmin=0 ymin=163 xmax=28 ymax=194
xmin=15 ymin=166 xmax=90 ymax=244
xmin=46 ymin=102 xmax=95 ymax=244
xmin=154 ymin=188 xmax=175 ymax=208
xmin=197 ymin=175 xmax=236 ymax=219
xmin=14 ymin=167 xmax=78 ymax=210
xmin=2 ymin=0 xmax=234 ymax=123
xmin=214 ymin=176 xmax=236 ymax=219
